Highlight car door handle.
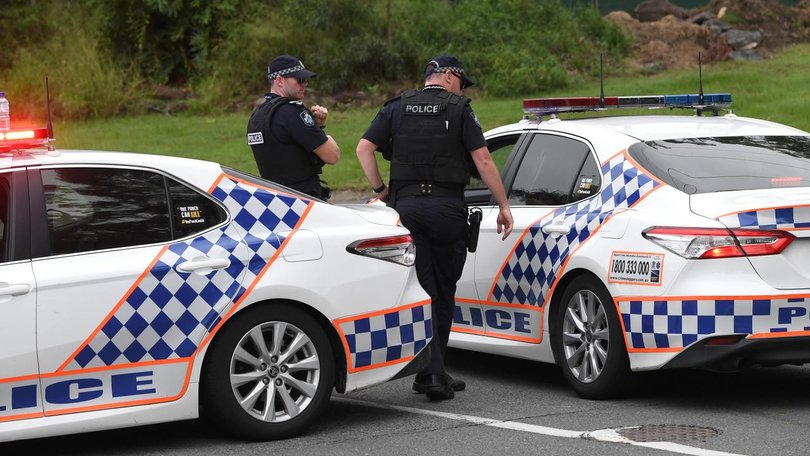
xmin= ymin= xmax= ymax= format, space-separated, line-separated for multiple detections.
xmin=0 ymin=283 xmax=32 ymax=297
xmin=176 ymin=258 xmax=231 ymax=274
xmin=542 ymin=224 xmax=571 ymax=236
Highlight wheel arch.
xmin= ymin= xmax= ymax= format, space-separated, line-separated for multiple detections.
xmin=201 ymin=298 xmax=348 ymax=395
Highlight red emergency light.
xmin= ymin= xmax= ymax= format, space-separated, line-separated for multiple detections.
xmin=0 ymin=127 xmax=50 ymax=152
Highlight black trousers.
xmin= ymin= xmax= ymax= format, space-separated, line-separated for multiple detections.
xmin=396 ymin=195 xmax=467 ymax=375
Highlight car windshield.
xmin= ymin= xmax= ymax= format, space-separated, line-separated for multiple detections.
xmin=628 ymin=135 xmax=810 ymax=194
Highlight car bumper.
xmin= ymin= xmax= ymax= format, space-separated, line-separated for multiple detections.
xmin=663 ymin=334 xmax=810 ymax=371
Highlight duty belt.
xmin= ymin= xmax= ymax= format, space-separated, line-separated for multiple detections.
xmin=396 ymin=182 xmax=464 ymax=199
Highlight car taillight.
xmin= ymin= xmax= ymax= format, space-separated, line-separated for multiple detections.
xmin=347 ymin=235 xmax=416 ymax=266
xmin=642 ymin=227 xmax=794 ymax=259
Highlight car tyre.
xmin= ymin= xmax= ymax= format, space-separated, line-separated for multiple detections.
xmin=551 ymin=275 xmax=631 ymax=399
xmin=202 ymin=304 xmax=334 ymax=440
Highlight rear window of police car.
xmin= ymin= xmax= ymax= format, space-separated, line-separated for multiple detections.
xmin=628 ymin=136 xmax=810 ymax=194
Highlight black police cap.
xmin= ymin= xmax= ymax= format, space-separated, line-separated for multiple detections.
xmin=424 ymin=55 xmax=474 ymax=89
xmin=266 ymin=55 xmax=317 ymax=81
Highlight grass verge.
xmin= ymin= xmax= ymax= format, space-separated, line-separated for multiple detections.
xmin=56 ymin=44 xmax=810 ymax=190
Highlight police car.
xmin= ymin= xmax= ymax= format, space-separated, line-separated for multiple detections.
xmin=452 ymin=93 xmax=810 ymax=398
xmin=0 ymin=127 xmax=430 ymax=441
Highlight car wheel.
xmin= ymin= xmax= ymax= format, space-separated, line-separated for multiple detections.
xmin=202 ymin=304 xmax=334 ymax=440
xmin=551 ymin=275 xmax=631 ymax=399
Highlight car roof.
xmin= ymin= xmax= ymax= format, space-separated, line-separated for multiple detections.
xmin=485 ymin=114 xmax=809 ymax=143
xmin=0 ymin=149 xmax=220 ymax=172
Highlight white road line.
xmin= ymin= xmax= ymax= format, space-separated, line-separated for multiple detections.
xmin=333 ymin=397 xmax=746 ymax=456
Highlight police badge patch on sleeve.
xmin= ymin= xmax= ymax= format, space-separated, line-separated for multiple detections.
xmin=300 ymin=111 xmax=316 ymax=127
xmin=247 ymin=132 xmax=264 ymax=145
xmin=470 ymin=111 xmax=481 ymax=128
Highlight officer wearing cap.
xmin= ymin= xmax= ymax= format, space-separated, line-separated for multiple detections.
xmin=356 ymin=55 xmax=513 ymax=401
xmin=247 ymin=55 xmax=340 ymax=199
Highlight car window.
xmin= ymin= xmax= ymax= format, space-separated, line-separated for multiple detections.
xmin=0 ymin=174 xmax=8 ymax=262
xmin=467 ymin=135 xmax=520 ymax=190
xmin=42 ymin=168 xmax=171 ymax=255
xmin=168 ymin=178 xmax=227 ymax=238
xmin=628 ymin=136 xmax=810 ymax=194
xmin=509 ymin=134 xmax=592 ymax=205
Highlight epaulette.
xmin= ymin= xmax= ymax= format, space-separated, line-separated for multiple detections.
xmin=383 ymin=95 xmax=400 ymax=107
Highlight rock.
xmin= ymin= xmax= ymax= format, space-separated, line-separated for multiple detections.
xmin=729 ymin=49 xmax=765 ymax=60
xmin=686 ymin=11 xmax=716 ymax=24
xmin=725 ymin=29 xmax=762 ymax=50
xmin=635 ymin=0 xmax=691 ymax=22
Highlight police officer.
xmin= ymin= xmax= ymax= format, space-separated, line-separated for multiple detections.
xmin=356 ymin=56 xmax=513 ymax=401
xmin=247 ymin=55 xmax=340 ymax=199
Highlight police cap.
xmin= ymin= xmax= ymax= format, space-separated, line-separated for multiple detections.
xmin=424 ymin=55 xmax=474 ymax=89
xmin=266 ymin=55 xmax=317 ymax=81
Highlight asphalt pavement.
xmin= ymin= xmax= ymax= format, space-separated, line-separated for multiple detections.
xmin=5 ymin=348 xmax=810 ymax=456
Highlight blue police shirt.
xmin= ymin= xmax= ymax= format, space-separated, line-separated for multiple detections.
xmin=265 ymin=94 xmax=328 ymax=152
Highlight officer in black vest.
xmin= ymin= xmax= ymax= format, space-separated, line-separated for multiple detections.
xmin=357 ymin=56 xmax=513 ymax=401
xmin=247 ymin=55 xmax=340 ymax=199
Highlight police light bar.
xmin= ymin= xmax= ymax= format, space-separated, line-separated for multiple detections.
xmin=0 ymin=127 xmax=50 ymax=152
xmin=523 ymin=93 xmax=732 ymax=116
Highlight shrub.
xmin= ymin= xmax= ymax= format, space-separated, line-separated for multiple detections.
xmin=1 ymin=3 xmax=143 ymax=121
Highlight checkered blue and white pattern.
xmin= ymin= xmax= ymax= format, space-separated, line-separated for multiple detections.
xmin=491 ymin=153 xmax=660 ymax=307
xmin=69 ymin=176 xmax=311 ymax=369
xmin=338 ymin=303 xmax=432 ymax=371
xmin=620 ymin=297 xmax=810 ymax=349
xmin=719 ymin=206 xmax=810 ymax=230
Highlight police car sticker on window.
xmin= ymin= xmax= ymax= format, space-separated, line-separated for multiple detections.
xmin=247 ymin=132 xmax=264 ymax=145
xmin=608 ymin=251 xmax=664 ymax=286
xmin=575 ymin=175 xmax=597 ymax=196
xmin=300 ymin=111 xmax=315 ymax=127
xmin=176 ymin=204 xmax=206 ymax=225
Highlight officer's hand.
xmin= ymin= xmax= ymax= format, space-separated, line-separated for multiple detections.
xmin=497 ymin=205 xmax=513 ymax=240
xmin=311 ymin=105 xmax=328 ymax=127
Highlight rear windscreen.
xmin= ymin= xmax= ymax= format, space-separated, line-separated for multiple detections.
xmin=628 ymin=136 xmax=810 ymax=194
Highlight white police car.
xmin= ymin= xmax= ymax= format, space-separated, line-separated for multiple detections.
xmin=0 ymin=128 xmax=430 ymax=441
xmin=453 ymin=93 xmax=810 ymax=398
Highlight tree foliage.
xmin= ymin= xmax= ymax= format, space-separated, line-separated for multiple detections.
xmin=0 ymin=0 xmax=630 ymax=119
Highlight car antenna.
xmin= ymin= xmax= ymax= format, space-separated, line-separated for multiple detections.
xmin=698 ymin=52 xmax=704 ymax=105
xmin=694 ymin=53 xmax=720 ymax=117
xmin=599 ymin=53 xmax=605 ymax=110
xmin=46 ymin=77 xmax=55 ymax=151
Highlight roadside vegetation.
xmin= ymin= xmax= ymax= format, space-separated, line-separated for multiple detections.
xmin=3 ymin=1 xmax=810 ymax=189
xmin=54 ymin=44 xmax=810 ymax=190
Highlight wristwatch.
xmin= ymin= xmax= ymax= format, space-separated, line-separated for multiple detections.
xmin=373 ymin=183 xmax=386 ymax=193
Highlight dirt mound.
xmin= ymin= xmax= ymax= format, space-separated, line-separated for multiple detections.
xmin=608 ymin=0 xmax=810 ymax=72
xmin=607 ymin=11 xmax=728 ymax=71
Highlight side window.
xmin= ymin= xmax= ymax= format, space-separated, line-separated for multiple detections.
xmin=509 ymin=134 xmax=592 ymax=206
xmin=467 ymin=134 xmax=520 ymax=190
xmin=0 ymin=174 xmax=8 ymax=262
xmin=42 ymin=168 xmax=171 ymax=255
xmin=168 ymin=178 xmax=226 ymax=238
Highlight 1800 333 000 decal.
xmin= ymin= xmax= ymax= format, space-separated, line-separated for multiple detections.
xmin=608 ymin=251 xmax=665 ymax=286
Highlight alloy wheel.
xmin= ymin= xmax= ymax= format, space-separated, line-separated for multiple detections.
xmin=561 ymin=289 xmax=610 ymax=384
xmin=229 ymin=321 xmax=321 ymax=423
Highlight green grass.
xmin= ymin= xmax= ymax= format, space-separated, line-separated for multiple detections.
xmin=56 ymin=44 xmax=810 ymax=190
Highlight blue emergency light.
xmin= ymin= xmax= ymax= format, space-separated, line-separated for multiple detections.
xmin=523 ymin=93 xmax=732 ymax=117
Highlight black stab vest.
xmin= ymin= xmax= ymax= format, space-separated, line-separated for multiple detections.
xmin=391 ymin=89 xmax=470 ymax=185
xmin=247 ymin=96 xmax=323 ymax=186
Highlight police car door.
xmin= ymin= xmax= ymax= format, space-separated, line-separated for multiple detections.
xmin=0 ymin=169 xmax=42 ymax=421
xmin=473 ymin=133 xmax=600 ymax=346
xmin=29 ymin=166 xmax=247 ymax=416
xmin=453 ymin=134 xmax=522 ymax=339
